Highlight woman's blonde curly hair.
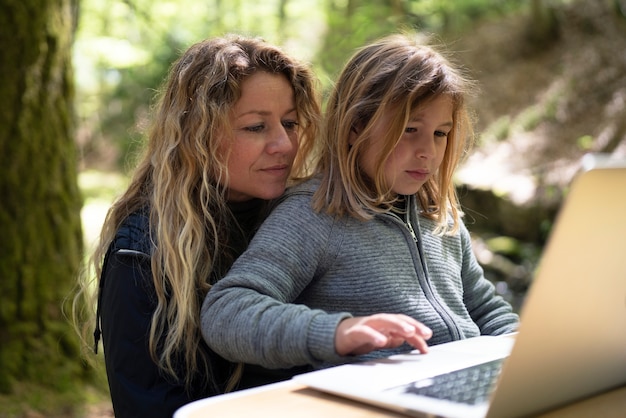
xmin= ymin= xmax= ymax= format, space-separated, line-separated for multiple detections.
xmin=73 ymin=34 xmax=321 ymax=392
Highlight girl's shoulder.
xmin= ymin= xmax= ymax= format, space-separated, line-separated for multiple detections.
xmin=266 ymin=177 xmax=346 ymax=233
xmin=285 ymin=176 xmax=320 ymax=196
xmin=416 ymin=206 xmax=470 ymax=238
xmin=268 ymin=177 xmax=320 ymax=212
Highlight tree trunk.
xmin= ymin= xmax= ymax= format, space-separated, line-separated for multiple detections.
xmin=0 ymin=0 xmax=84 ymax=397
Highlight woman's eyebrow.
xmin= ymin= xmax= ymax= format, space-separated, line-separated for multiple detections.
xmin=235 ymin=107 xmax=297 ymax=119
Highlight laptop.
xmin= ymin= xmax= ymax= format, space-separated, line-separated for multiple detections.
xmin=294 ymin=166 xmax=626 ymax=418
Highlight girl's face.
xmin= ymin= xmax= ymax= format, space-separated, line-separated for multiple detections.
xmin=359 ymin=95 xmax=453 ymax=196
xmin=222 ymin=72 xmax=299 ymax=202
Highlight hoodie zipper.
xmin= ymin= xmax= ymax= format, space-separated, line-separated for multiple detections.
xmin=405 ymin=211 xmax=418 ymax=242
xmin=388 ymin=198 xmax=461 ymax=341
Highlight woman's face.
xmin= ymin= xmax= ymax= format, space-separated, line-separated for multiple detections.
xmin=222 ymin=72 xmax=299 ymax=202
xmin=358 ymin=95 xmax=453 ymax=196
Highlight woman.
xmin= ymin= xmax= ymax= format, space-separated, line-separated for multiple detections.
xmin=72 ymin=34 xmax=320 ymax=418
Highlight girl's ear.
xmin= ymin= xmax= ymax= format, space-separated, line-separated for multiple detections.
xmin=348 ymin=132 xmax=357 ymax=146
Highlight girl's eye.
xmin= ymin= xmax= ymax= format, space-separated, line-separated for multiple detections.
xmin=405 ymin=127 xmax=418 ymax=133
xmin=435 ymin=130 xmax=449 ymax=138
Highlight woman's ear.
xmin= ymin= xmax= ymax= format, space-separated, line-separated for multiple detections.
xmin=348 ymin=126 xmax=359 ymax=146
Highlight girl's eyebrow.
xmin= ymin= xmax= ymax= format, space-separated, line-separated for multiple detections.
xmin=409 ymin=117 xmax=454 ymax=128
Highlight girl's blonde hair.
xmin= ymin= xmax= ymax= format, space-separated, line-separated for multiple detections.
xmin=313 ymin=33 xmax=475 ymax=233
xmin=73 ymin=34 xmax=320 ymax=391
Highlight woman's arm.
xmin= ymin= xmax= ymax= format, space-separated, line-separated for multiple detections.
xmin=101 ymin=250 xmax=202 ymax=418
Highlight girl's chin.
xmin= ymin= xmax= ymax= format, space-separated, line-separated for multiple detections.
xmin=391 ymin=185 xmax=424 ymax=196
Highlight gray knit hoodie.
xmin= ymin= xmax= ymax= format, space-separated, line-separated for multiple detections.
xmin=201 ymin=177 xmax=519 ymax=371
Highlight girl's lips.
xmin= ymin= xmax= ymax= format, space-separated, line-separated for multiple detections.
xmin=406 ymin=169 xmax=430 ymax=181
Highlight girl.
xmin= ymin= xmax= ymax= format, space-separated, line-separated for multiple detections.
xmin=72 ymin=34 xmax=321 ymax=418
xmin=200 ymin=33 xmax=518 ymax=378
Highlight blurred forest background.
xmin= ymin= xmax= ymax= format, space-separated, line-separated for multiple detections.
xmin=1 ymin=0 xmax=625 ymax=417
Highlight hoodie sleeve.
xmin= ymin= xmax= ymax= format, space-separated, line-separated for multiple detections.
xmin=458 ymin=222 xmax=520 ymax=335
xmin=201 ymin=192 xmax=351 ymax=369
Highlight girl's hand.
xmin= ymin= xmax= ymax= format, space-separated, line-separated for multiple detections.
xmin=335 ymin=314 xmax=432 ymax=356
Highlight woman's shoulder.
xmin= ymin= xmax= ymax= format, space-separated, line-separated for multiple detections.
xmin=111 ymin=207 xmax=152 ymax=256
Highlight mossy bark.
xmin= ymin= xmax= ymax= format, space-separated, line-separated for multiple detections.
xmin=0 ymin=0 xmax=85 ymax=395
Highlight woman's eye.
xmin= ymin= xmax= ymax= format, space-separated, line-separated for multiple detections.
xmin=282 ymin=120 xmax=299 ymax=131
xmin=244 ymin=124 xmax=265 ymax=133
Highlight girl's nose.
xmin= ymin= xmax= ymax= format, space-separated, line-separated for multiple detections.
xmin=415 ymin=135 xmax=436 ymax=159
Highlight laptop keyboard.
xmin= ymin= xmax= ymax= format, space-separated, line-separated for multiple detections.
xmin=401 ymin=358 xmax=504 ymax=405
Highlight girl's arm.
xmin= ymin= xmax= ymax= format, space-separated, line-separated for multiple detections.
xmin=201 ymin=195 xmax=350 ymax=369
xmin=459 ymin=222 xmax=520 ymax=335
xmin=201 ymin=195 xmax=432 ymax=369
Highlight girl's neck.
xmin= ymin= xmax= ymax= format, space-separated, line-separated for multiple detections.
xmin=390 ymin=195 xmax=407 ymax=214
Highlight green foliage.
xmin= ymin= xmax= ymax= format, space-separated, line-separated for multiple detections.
xmin=485 ymin=116 xmax=512 ymax=142
xmin=486 ymin=235 xmax=521 ymax=256
xmin=577 ymin=135 xmax=594 ymax=150
xmin=75 ymin=0 xmax=532 ymax=172
xmin=0 ymin=369 xmax=109 ymax=418
xmin=481 ymin=76 xmax=566 ymax=142
xmin=517 ymin=104 xmax=544 ymax=131
xmin=408 ymin=0 xmax=522 ymax=33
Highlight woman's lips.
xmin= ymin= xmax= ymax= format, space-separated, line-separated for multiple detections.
xmin=260 ymin=164 xmax=290 ymax=176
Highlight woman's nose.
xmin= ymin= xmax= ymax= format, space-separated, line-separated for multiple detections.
xmin=267 ymin=126 xmax=295 ymax=154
